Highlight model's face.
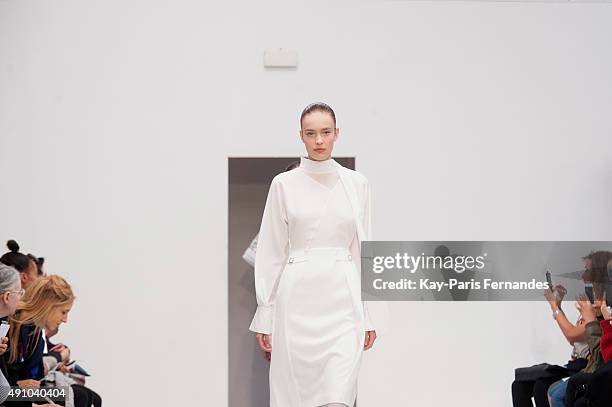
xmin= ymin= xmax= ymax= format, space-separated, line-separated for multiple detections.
xmin=44 ymin=301 xmax=73 ymax=332
xmin=300 ymin=111 xmax=338 ymax=161
xmin=20 ymin=260 xmax=39 ymax=290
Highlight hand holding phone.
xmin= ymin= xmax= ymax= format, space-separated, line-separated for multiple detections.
xmin=546 ymin=270 xmax=553 ymax=291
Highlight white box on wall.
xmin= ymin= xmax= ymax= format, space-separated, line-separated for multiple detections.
xmin=264 ymin=48 xmax=298 ymax=68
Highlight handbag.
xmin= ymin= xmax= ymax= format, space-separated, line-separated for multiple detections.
xmin=514 ymin=363 xmax=570 ymax=382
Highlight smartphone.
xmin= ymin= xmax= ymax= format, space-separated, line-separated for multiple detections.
xmin=546 ymin=270 xmax=553 ymax=290
xmin=0 ymin=321 xmax=9 ymax=338
xmin=585 ymin=283 xmax=595 ymax=304
xmin=73 ymin=364 xmax=90 ymax=376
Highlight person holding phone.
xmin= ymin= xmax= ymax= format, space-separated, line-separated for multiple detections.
xmin=599 ymin=259 xmax=612 ymax=363
xmin=512 ymin=253 xmax=598 ymax=407
xmin=577 ymin=281 xmax=612 ymax=406
xmin=44 ymin=328 xmax=101 ymax=407
xmin=2 ymin=275 xmax=74 ymax=407
xmin=549 ymin=271 xmax=612 ymax=407
xmin=546 ymin=251 xmax=612 ymax=407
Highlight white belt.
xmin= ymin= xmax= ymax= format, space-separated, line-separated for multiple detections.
xmin=287 ymin=247 xmax=352 ymax=264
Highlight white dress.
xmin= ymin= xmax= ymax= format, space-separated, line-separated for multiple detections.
xmin=249 ymin=156 xmax=375 ymax=407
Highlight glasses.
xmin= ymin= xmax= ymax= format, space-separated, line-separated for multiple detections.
xmin=302 ymin=129 xmax=335 ymax=139
xmin=8 ymin=289 xmax=25 ymax=297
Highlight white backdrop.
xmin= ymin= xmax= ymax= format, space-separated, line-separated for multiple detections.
xmin=1 ymin=0 xmax=612 ymax=405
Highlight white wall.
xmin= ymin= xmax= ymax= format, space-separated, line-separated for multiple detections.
xmin=1 ymin=0 xmax=612 ymax=405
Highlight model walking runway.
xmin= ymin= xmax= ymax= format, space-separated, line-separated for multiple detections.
xmin=249 ymin=103 xmax=376 ymax=407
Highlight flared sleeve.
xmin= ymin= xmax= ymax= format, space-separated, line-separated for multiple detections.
xmin=248 ymin=177 xmax=289 ymax=334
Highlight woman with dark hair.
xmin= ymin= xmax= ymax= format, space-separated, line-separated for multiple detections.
xmin=513 ymin=254 xmax=594 ymax=407
xmin=0 ymin=240 xmax=40 ymax=290
xmin=249 ymin=102 xmax=376 ymax=407
xmin=27 ymin=254 xmax=45 ymax=276
xmin=546 ymin=252 xmax=612 ymax=407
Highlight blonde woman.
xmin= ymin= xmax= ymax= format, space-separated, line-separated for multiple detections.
xmin=6 ymin=275 xmax=74 ymax=392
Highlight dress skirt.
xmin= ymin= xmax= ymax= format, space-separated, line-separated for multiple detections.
xmin=248 ymin=157 xmax=374 ymax=407
xmin=269 ymin=247 xmax=364 ymax=407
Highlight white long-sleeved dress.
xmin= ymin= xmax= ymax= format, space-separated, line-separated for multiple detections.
xmin=249 ymin=156 xmax=375 ymax=407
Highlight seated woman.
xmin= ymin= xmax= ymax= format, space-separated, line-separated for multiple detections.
xmin=3 ymin=275 xmax=74 ymax=406
xmin=0 ymin=263 xmax=24 ymax=404
xmin=0 ymin=241 xmax=42 ymax=291
xmin=548 ymin=293 xmax=604 ymax=407
xmin=512 ymin=252 xmax=597 ymax=407
xmin=547 ymin=251 xmax=612 ymax=407
xmin=44 ymin=327 xmax=102 ymax=407
xmin=569 ymin=258 xmax=612 ymax=407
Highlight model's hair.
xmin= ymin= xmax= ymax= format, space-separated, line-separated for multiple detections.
xmin=0 ymin=240 xmax=32 ymax=273
xmin=0 ymin=264 xmax=20 ymax=294
xmin=8 ymin=275 xmax=75 ymax=363
xmin=300 ymin=102 xmax=336 ymax=129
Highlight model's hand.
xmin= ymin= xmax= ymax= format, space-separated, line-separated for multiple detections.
xmin=364 ymin=330 xmax=376 ymax=351
xmin=256 ymin=333 xmax=272 ymax=362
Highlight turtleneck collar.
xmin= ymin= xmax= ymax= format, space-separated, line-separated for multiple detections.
xmin=299 ymin=156 xmax=339 ymax=173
